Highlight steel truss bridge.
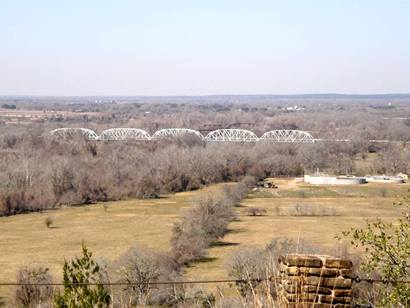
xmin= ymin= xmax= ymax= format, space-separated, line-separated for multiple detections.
xmin=49 ymin=128 xmax=315 ymax=143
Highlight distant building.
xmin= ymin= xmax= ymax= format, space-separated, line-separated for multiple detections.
xmin=365 ymin=175 xmax=406 ymax=183
xmin=304 ymin=174 xmax=366 ymax=185
xmin=286 ymin=105 xmax=306 ymax=112
xmin=304 ymin=173 xmax=407 ymax=185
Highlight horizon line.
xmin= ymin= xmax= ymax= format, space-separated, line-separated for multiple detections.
xmin=1 ymin=93 xmax=410 ymax=99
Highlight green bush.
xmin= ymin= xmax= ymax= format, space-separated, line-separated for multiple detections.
xmin=54 ymin=244 xmax=111 ymax=308
xmin=341 ymin=193 xmax=410 ymax=306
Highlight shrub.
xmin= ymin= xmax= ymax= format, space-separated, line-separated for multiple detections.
xmin=113 ymin=247 xmax=161 ymax=305
xmin=170 ymin=180 xmax=251 ymax=265
xmin=221 ymin=177 xmax=256 ymax=206
xmin=241 ymin=176 xmax=257 ymax=190
xmin=286 ymin=203 xmax=337 ymax=216
xmin=340 ymin=193 xmax=410 ymax=306
xmin=228 ymin=237 xmax=351 ymax=300
xmin=380 ymin=187 xmax=388 ymax=198
xmin=111 ymin=246 xmax=187 ymax=306
xmin=135 ymin=176 xmax=161 ymax=199
xmin=152 ymin=284 xmax=215 ymax=308
xmin=221 ymin=185 xmax=242 ymax=205
xmin=194 ymin=191 xmax=236 ymax=241
xmin=54 ymin=244 xmax=111 ymax=307
xmin=246 ymin=207 xmax=267 ymax=216
xmin=45 ymin=216 xmax=53 ymax=228
xmin=113 ymin=247 xmax=183 ymax=306
xmin=228 ymin=237 xmax=305 ymax=285
xmin=228 ymin=248 xmax=266 ymax=297
xmin=14 ymin=266 xmax=54 ymax=307
xmin=170 ymin=216 xmax=207 ymax=266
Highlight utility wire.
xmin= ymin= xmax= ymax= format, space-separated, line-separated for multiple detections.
xmin=1 ymin=276 xmax=410 ymax=287
xmin=353 ymin=277 xmax=410 ymax=284
xmin=0 ymin=277 xmax=276 ymax=287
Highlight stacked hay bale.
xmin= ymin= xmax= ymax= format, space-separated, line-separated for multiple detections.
xmin=278 ymin=254 xmax=354 ymax=307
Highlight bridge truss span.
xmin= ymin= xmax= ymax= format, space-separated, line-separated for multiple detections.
xmin=152 ymin=128 xmax=204 ymax=140
xmin=205 ymin=129 xmax=259 ymax=142
xmin=49 ymin=128 xmax=316 ymax=143
xmin=99 ymin=128 xmax=151 ymax=141
xmin=50 ymin=128 xmax=99 ymax=140
xmin=260 ymin=130 xmax=315 ymax=143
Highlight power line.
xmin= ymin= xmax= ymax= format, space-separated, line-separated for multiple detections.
xmin=0 ymin=277 xmax=277 ymax=287
xmin=353 ymin=277 xmax=410 ymax=284
xmin=1 ymin=276 xmax=410 ymax=287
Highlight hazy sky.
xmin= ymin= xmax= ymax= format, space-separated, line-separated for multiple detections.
xmin=1 ymin=0 xmax=410 ymax=96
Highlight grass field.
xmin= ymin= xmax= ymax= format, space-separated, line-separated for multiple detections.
xmin=0 ymin=189 xmax=198 ymax=304
xmin=185 ymin=178 xmax=407 ymax=289
xmin=0 ymin=179 xmax=408 ymax=304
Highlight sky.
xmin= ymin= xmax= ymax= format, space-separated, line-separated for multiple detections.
xmin=0 ymin=0 xmax=409 ymax=96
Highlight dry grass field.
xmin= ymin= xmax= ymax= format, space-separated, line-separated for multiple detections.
xmin=0 ymin=179 xmax=408 ymax=304
xmin=185 ymin=179 xmax=407 ymax=282
xmin=0 ymin=190 xmax=198 ymax=304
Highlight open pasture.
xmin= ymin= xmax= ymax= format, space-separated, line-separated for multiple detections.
xmin=0 ymin=179 xmax=408 ymax=303
xmin=184 ymin=179 xmax=408 ymax=281
xmin=0 ymin=190 xmax=196 ymax=303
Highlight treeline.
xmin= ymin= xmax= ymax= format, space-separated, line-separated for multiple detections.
xmin=1 ymin=127 xmax=410 ymax=216
xmin=0 ymin=133 xmax=301 ymax=216
xmin=170 ymin=177 xmax=255 ymax=266
xmin=4 ymin=97 xmax=410 ymax=143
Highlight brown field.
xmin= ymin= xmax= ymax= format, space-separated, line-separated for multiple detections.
xmin=0 ymin=179 xmax=408 ymax=303
xmin=185 ymin=179 xmax=406 ymax=281
xmin=0 ymin=189 xmax=197 ymax=304
xmin=0 ymin=108 xmax=101 ymax=125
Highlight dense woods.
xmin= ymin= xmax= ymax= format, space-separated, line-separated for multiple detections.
xmin=1 ymin=98 xmax=410 ymax=216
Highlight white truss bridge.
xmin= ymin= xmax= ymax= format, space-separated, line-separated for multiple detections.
xmin=99 ymin=128 xmax=151 ymax=141
xmin=49 ymin=128 xmax=315 ymax=143
xmin=152 ymin=128 xmax=204 ymax=140
xmin=205 ymin=129 xmax=259 ymax=142
xmin=260 ymin=130 xmax=315 ymax=143
xmin=49 ymin=128 xmax=99 ymax=140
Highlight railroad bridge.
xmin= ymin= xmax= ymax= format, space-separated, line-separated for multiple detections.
xmin=50 ymin=128 xmax=315 ymax=143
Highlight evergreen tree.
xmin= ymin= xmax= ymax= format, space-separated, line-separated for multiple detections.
xmin=55 ymin=244 xmax=111 ymax=308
